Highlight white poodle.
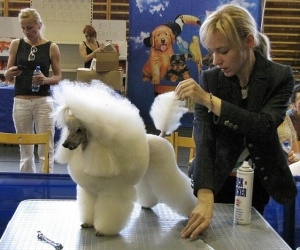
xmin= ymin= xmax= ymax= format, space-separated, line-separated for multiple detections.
xmin=53 ymin=80 xmax=196 ymax=236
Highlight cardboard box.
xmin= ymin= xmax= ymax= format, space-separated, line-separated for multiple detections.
xmin=76 ymin=68 xmax=123 ymax=90
xmin=94 ymin=52 xmax=119 ymax=72
xmin=103 ymin=42 xmax=117 ymax=52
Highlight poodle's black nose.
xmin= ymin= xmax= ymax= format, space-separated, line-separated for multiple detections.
xmin=62 ymin=141 xmax=77 ymax=150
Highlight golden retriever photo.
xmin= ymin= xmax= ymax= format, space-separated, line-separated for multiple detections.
xmin=142 ymin=25 xmax=175 ymax=85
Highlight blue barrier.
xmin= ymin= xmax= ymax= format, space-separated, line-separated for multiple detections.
xmin=263 ymin=176 xmax=300 ymax=249
xmin=0 ymin=173 xmax=76 ymax=237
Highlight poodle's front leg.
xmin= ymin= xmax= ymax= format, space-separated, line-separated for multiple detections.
xmin=93 ymin=187 xmax=136 ymax=236
xmin=77 ymin=185 xmax=97 ymax=228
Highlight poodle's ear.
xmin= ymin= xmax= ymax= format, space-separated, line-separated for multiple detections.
xmin=143 ymin=36 xmax=151 ymax=47
xmin=55 ymin=106 xmax=71 ymax=129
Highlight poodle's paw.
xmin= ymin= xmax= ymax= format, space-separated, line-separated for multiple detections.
xmin=141 ymin=206 xmax=153 ymax=210
xmin=95 ymin=231 xmax=105 ymax=237
xmin=81 ymin=223 xmax=94 ymax=228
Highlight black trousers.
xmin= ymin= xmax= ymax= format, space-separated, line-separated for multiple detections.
xmin=214 ymin=171 xmax=270 ymax=214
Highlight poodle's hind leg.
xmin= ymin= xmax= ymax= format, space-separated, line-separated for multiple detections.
xmin=93 ymin=186 xmax=136 ymax=236
xmin=145 ymin=134 xmax=197 ymax=217
xmin=77 ymin=185 xmax=97 ymax=228
xmin=136 ymin=175 xmax=159 ymax=209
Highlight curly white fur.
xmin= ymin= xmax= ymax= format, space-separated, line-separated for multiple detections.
xmin=53 ymin=80 xmax=196 ymax=236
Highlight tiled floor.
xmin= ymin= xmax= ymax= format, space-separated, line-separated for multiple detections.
xmin=0 ymin=144 xmax=68 ymax=173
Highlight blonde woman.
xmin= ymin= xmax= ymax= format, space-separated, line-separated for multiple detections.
xmin=4 ymin=8 xmax=61 ymax=173
xmin=175 ymin=4 xmax=297 ymax=238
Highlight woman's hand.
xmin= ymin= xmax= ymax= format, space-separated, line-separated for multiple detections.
xmin=4 ymin=66 xmax=22 ymax=80
xmin=94 ymin=44 xmax=105 ymax=53
xmin=181 ymin=189 xmax=214 ymax=239
xmin=176 ymin=78 xmax=222 ymax=116
xmin=175 ymin=78 xmax=206 ymax=103
xmin=287 ymin=150 xmax=299 ymax=164
xmin=175 ymin=78 xmax=212 ymax=109
xmin=32 ymin=72 xmax=46 ymax=85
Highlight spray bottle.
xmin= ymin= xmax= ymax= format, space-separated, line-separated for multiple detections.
xmin=234 ymin=160 xmax=254 ymax=225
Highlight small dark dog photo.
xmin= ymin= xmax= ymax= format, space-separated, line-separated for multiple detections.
xmin=165 ymin=54 xmax=190 ymax=82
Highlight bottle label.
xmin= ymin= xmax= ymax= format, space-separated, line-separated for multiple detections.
xmin=234 ymin=163 xmax=254 ymax=225
xmin=32 ymin=66 xmax=41 ymax=92
xmin=235 ymin=177 xmax=247 ymax=197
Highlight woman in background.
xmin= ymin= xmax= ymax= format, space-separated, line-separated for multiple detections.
xmin=4 ymin=8 xmax=61 ymax=173
xmin=79 ymin=25 xmax=104 ymax=68
xmin=288 ymin=85 xmax=300 ymax=140
xmin=278 ymin=114 xmax=300 ymax=175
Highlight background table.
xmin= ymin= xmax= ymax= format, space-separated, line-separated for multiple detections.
xmin=0 ymin=200 xmax=291 ymax=250
xmin=0 ymin=84 xmax=61 ymax=141
xmin=0 ymin=84 xmax=15 ymax=133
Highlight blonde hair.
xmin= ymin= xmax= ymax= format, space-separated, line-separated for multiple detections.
xmin=200 ymin=4 xmax=260 ymax=52
xmin=257 ymin=32 xmax=271 ymax=60
xmin=19 ymin=8 xmax=43 ymax=24
xmin=18 ymin=8 xmax=45 ymax=35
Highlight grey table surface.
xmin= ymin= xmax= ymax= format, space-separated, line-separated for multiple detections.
xmin=0 ymin=199 xmax=291 ymax=250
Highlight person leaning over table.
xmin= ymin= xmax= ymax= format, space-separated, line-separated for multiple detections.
xmin=79 ymin=24 xmax=105 ymax=68
xmin=4 ymin=8 xmax=61 ymax=173
xmin=277 ymin=114 xmax=300 ymax=175
xmin=260 ymin=32 xmax=300 ymax=173
xmin=175 ymin=4 xmax=297 ymax=239
xmin=288 ymin=84 xmax=300 ymax=140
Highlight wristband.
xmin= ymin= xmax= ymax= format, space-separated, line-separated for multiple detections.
xmin=208 ymin=93 xmax=213 ymax=113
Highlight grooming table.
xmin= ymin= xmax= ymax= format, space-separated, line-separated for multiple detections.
xmin=0 ymin=200 xmax=291 ymax=249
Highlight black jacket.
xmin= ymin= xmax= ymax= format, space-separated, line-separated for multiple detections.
xmin=191 ymin=52 xmax=297 ymax=205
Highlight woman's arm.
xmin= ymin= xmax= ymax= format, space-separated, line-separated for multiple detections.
xmin=4 ymin=39 xmax=22 ymax=82
xmin=79 ymin=41 xmax=104 ymax=64
xmin=181 ymin=189 xmax=214 ymax=239
xmin=79 ymin=42 xmax=93 ymax=63
xmin=44 ymin=43 xmax=61 ymax=85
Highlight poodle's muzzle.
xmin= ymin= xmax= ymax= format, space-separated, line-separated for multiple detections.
xmin=62 ymin=127 xmax=88 ymax=150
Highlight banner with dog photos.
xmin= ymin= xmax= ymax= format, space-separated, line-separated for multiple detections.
xmin=127 ymin=0 xmax=262 ymax=126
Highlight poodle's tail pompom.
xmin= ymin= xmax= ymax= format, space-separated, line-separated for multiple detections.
xmin=150 ymin=91 xmax=188 ymax=137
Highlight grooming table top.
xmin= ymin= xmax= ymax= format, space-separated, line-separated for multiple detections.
xmin=0 ymin=200 xmax=291 ymax=249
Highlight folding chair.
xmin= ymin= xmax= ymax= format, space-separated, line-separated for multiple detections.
xmin=0 ymin=130 xmax=51 ymax=173
xmin=164 ymin=132 xmax=175 ymax=146
xmin=173 ymin=132 xmax=195 ymax=165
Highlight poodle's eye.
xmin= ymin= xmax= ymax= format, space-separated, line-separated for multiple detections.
xmin=76 ymin=128 xmax=84 ymax=133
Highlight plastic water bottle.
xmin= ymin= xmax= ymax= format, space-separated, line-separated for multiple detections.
xmin=32 ymin=66 xmax=41 ymax=92
xmin=282 ymin=141 xmax=291 ymax=154
xmin=90 ymin=58 xmax=96 ymax=70
xmin=234 ymin=161 xmax=254 ymax=225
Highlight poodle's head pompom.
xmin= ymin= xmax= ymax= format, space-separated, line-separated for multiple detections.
xmin=53 ymin=79 xmax=149 ymax=178
xmin=150 ymin=91 xmax=188 ymax=135
xmin=53 ymin=79 xmax=146 ymax=142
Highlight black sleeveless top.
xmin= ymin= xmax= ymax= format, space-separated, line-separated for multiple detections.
xmin=83 ymin=41 xmax=99 ymax=68
xmin=15 ymin=38 xmax=52 ymax=96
